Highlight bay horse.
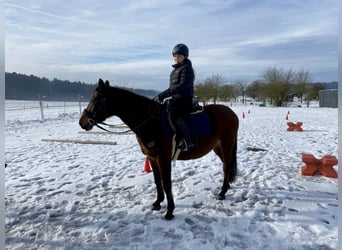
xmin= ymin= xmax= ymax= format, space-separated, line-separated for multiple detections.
xmin=79 ymin=79 xmax=239 ymax=220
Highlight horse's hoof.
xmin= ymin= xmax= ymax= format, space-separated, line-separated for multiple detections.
xmin=164 ymin=213 xmax=174 ymax=220
xmin=217 ymin=194 xmax=226 ymax=200
xmin=151 ymin=204 xmax=161 ymax=211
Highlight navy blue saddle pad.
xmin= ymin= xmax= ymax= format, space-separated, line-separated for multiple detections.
xmin=162 ymin=109 xmax=211 ymax=137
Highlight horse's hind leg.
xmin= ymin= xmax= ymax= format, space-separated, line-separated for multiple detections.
xmin=214 ymin=140 xmax=237 ymax=200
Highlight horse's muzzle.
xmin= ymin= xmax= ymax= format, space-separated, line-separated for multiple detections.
xmin=79 ymin=115 xmax=93 ymax=131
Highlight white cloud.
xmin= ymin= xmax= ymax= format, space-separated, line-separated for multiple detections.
xmin=5 ymin=0 xmax=338 ymax=90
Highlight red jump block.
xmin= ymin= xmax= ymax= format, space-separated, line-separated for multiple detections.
xmin=287 ymin=122 xmax=303 ymax=131
xmin=301 ymin=153 xmax=338 ymax=178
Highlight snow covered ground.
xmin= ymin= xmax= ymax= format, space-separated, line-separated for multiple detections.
xmin=5 ymin=100 xmax=338 ymax=249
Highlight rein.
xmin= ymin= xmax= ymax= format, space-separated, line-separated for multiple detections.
xmin=83 ymin=108 xmax=152 ymax=134
xmin=83 ymin=91 xmax=161 ymax=135
xmin=95 ymin=122 xmax=131 ymax=134
xmin=94 ymin=119 xmax=150 ymax=134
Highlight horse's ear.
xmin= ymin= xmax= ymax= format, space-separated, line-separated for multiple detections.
xmin=98 ymin=78 xmax=104 ymax=87
xmin=98 ymin=78 xmax=109 ymax=90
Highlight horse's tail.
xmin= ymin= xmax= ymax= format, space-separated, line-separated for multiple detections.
xmin=228 ymin=139 xmax=238 ymax=183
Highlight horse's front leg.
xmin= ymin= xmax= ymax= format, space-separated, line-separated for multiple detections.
xmin=149 ymin=159 xmax=164 ymax=211
xmin=159 ymin=159 xmax=175 ymax=220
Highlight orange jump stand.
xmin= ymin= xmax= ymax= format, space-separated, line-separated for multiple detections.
xmin=301 ymin=153 xmax=338 ymax=178
xmin=287 ymin=122 xmax=303 ymax=131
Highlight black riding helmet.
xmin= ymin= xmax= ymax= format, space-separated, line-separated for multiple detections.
xmin=172 ymin=43 xmax=189 ymax=57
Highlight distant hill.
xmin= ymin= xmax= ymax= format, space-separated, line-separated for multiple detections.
xmin=5 ymin=72 xmax=337 ymax=101
xmin=314 ymin=81 xmax=338 ymax=90
xmin=5 ymin=72 xmax=159 ymax=101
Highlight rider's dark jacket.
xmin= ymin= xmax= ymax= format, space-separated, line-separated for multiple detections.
xmin=158 ymin=58 xmax=194 ymax=101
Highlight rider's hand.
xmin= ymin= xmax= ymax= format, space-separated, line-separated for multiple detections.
xmin=153 ymin=96 xmax=162 ymax=103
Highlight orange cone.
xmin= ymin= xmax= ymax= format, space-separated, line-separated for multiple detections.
xmin=285 ymin=114 xmax=289 ymax=120
xmin=144 ymin=157 xmax=152 ymax=173
xmin=242 ymin=112 xmax=245 ymax=119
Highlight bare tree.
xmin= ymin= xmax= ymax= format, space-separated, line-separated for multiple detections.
xmin=232 ymin=79 xmax=249 ymax=104
xmin=201 ymin=74 xmax=226 ymax=104
xmin=306 ymin=83 xmax=324 ymax=107
xmin=246 ymin=80 xmax=267 ymax=103
xmin=294 ymin=69 xmax=311 ymax=103
xmin=195 ymin=82 xmax=214 ymax=105
xmin=261 ymin=67 xmax=294 ymax=107
xmin=219 ymin=84 xmax=236 ymax=103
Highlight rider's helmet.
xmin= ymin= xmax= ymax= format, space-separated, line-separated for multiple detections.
xmin=172 ymin=44 xmax=189 ymax=57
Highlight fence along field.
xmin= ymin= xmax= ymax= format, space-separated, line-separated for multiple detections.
xmin=5 ymin=100 xmax=126 ymax=145
xmin=5 ymin=99 xmax=86 ymax=122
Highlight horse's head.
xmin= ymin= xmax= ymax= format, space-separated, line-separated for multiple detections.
xmin=79 ymin=78 xmax=111 ymax=131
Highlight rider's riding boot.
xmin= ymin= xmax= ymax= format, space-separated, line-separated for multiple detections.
xmin=175 ymin=117 xmax=195 ymax=151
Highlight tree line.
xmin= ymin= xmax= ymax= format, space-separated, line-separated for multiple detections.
xmin=5 ymin=72 xmax=159 ymax=101
xmin=195 ymin=67 xmax=337 ymax=107
xmin=5 ymin=69 xmax=337 ymax=105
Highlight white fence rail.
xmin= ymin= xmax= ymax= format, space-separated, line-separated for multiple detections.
xmin=5 ymin=100 xmax=88 ymax=122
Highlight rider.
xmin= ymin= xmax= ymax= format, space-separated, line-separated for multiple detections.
xmin=155 ymin=43 xmax=195 ymax=151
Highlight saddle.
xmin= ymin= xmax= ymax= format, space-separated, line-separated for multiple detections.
xmin=161 ymin=99 xmax=211 ymax=137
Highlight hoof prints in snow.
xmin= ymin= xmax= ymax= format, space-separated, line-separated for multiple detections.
xmin=5 ymin=105 xmax=338 ymax=249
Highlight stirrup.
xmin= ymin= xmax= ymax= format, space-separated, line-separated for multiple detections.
xmin=177 ymin=140 xmax=195 ymax=151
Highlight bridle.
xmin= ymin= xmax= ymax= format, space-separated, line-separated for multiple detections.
xmin=82 ymin=92 xmax=159 ymax=134
xmin=83 ymin=108 xmax=150 ymax=134
xmin=82 ymin=109 xmax=123 ymax=133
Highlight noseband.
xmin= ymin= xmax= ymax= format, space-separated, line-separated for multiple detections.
xmin=83 ymin=109 xmax=96 ymax=126
xmin=82 ymin=109 xmax=117 ymax=133
xmin=83 ymin=108 xmax=151 ymax=134
xmin=82 ymin=91 xmax=160 ymax=134
xmin=82 ymin=91 xmax=118 ymax=133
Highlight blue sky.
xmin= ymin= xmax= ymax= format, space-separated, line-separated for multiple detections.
xmin=5 ymin=0 xmax=338 ymax=90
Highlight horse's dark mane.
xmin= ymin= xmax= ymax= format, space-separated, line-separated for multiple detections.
xmin=109 ymin=85 xmax=154 ymax=103
xmin=105 ymin=85 xmax=161 ymax=123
